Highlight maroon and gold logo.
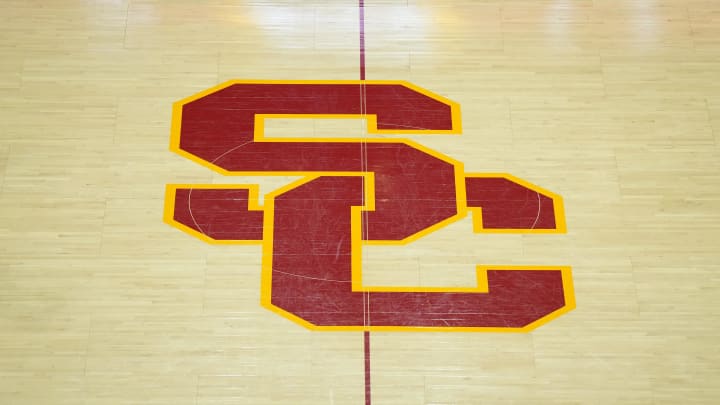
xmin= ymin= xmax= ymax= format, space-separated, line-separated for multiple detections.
xmin=164 ymin=80 xmax=574 ymax=332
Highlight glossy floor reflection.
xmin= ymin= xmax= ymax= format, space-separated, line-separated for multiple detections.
xmin=1 ymin=1 xmax=719 ymax=404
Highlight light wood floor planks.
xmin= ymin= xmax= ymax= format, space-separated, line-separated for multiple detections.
xmin=1 ymin=1 xmax=719 ymax=404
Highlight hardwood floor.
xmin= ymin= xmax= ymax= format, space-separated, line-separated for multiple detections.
xmin=0 ymin=1 xmax=719 ymax=404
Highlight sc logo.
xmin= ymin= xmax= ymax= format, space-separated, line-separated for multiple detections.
xmin=164 ymin=80 xmax=574 ymax=332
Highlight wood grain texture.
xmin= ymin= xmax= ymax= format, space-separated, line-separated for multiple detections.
xmin=1 ymin=0 xmax=719 ymax=404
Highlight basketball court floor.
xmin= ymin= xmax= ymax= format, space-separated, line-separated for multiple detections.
xmin=1 ymin=1 xmax=719 ymax=404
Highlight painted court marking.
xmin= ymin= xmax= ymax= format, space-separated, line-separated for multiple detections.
xmin=163 ymin=3 xmax=573 ymax=404
xmin=163 ymin=80 xmax=573 ymax=402
xmin=358 ymin=2 xmax=371 ymax=404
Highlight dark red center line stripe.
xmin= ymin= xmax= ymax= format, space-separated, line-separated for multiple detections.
xmin=359 ymin=0 xmax=366 ymax=80
xmin=359 ymin=2 xmax=371 ymax=404
xmin=364 ymin=330 xmax=372 ymax=405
